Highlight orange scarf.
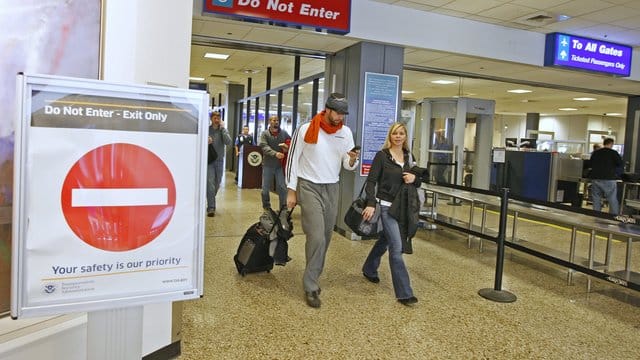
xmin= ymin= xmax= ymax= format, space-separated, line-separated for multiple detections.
xmin=304 ymin=110 xmax=343 ymax=144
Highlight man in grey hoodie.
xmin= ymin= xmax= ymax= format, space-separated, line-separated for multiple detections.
xmin=259 ymin=115 xmax=290 ymax=210
xmin=207 ymin=111 xmax=232 ymax=217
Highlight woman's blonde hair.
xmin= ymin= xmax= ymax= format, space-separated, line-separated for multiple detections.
xmin=382 ymin=122 xmax=410 ymax=152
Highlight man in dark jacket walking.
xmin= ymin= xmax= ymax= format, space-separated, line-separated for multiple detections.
xmin=589 ymin=137 xmax=623 ymax=214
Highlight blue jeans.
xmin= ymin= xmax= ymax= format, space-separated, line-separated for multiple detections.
xmin=261 ymin=165 xmax=287 ymax=209
xmin=591 ymin=179 xmax=619 ymax=215
xmin=362 ymin=205 xmax=414 ymax=300
xmin=207 ymin=159 xmax=224 ymax=211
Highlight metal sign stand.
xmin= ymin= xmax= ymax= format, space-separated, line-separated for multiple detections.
xmin=87 ymin=306 xmax=143 ymax=360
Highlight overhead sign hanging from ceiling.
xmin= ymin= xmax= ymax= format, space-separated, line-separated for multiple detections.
xmin=544 ymin=32 xmax=632 ymax=77
xmin=203 ymin=0 xmax=351 ymax=34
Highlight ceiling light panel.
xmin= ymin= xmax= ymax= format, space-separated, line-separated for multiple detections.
xmin=431 ymin=80 xmax=456 ymax=85
xmin=204 ymin=52 xmax=230 ymax=60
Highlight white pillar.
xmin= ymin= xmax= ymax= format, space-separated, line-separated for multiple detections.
xmin=92 ymin=1 xmax=193 ymax=358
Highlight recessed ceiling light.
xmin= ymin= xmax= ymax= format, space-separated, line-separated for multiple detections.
xmin=204 ymin=52 xmax=230 ymax=60
xmin=604 ymin=113 xmax=622 ymax=116
xmin=402 ymin=90 xmax=415 ymax=94
xmin=573 ymin=97 xmax=597 ymax=101
xmin=507 ymin=89 xmax=532 ymax=94
xmin=189 ymin=76 xmax=205 ymax=81
xmin=431 ymin=80 xmax=456 ymax=85
xmin=558 ymin=107 xmax=578 ymax=111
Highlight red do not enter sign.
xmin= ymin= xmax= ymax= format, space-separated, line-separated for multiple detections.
xmin=61 ymin=143 xmax=176 ymax=251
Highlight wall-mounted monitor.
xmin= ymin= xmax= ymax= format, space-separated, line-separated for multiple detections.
xmin=612 ymin=144 xmax=624 ymax=156
xmin=505 ymin=138 xmax=518 ymax=148
xmin=506 ymin=138 xmax=537 ymax=149
xmin=518 ymin=138 xmax=537 ymax=149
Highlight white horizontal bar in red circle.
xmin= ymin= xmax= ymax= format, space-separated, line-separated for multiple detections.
xmin=71 ymin=188 xmax=168 ymax=207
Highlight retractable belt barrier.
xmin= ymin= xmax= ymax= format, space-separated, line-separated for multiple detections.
xmin=421 ymin=183 xmax=640 ymax=295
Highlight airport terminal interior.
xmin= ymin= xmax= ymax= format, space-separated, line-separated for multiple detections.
xmin=2 ymin=1 xmax=640 ymax=359
xmin=177 ymin=174 xmax=640 ymax=359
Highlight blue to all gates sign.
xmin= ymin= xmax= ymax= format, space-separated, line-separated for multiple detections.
xmin=544 ymin=33 xmax=632 ymax=77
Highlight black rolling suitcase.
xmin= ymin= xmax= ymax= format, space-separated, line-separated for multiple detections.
xmin=233 ymin=222 xmax=273 ymax=276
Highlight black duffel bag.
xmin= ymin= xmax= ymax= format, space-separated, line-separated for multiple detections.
xmin=208 ymin=143 xmax=218 ymax=163
xmin=344 ymin=184 xmax=381 ymax=237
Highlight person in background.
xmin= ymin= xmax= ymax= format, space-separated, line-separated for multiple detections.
xmin=259 ymin=116 xmax=290 ymax=210
xmin=207 ymin=111 xmax=232 ymax=217
xmin=431 ymin=129 xmax=451 ymax=184
xmin=589 ymin=137 xmax=623 ymax=214
xmin=592 ymin=143 xmax=602 ymax=153
xmin=234 ymin=126 xmax=253 ymax=183
xmin=235 ymin=126 xmax=253 ymax=157
xmin=286 ymin=93 xmax=359 ymax=308
xmin=361 ymin=122 xmax=422 ymax=306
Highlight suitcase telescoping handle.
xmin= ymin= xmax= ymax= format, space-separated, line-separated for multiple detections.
xmin=267 ymin=206 xmax=294 ymax=236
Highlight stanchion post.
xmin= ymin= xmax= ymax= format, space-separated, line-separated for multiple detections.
xmin=478 ymin=188 xmax=517 ymax=303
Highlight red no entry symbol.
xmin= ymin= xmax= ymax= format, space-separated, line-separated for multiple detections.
xmin=61 ymin=143 xmax=176 ymax=251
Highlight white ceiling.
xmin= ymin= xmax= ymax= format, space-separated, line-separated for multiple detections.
xmin=190 ymin=0 xmax=640 ymax=117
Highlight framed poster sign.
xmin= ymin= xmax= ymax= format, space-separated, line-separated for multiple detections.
xmin=11 ymin=74 xmax=207 ymax=318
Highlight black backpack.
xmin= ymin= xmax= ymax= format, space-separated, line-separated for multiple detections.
xmin=207 ymin=144 xmax=218 ymax=163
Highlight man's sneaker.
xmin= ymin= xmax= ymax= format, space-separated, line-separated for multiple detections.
xmin=207 ymin=210 xmax=215 ymax=217
xmin=398 ymin=296 xmax=418 ymax=306
xmin=305 ymin=290 xmax=321 ymax=308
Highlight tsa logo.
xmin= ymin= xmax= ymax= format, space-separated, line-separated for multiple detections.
xmin=43 ymin=284 xmax=56 ymax=294
xmin=212 ymin=0 xmax=233 ymax=8
xmin=248 ymin=151 xmax=263 ymax=167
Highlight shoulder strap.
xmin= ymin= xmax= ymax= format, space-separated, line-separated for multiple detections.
xmin=357 ymin=180 xmax=367 ymax=199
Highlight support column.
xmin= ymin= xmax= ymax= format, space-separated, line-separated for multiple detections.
xmin=227 ymin=83 xmax=245 ymax=172
xmin=97 ymin=1 xmax=193 ymax=358
xmin=525 ymin=112 xmax=539 ymax=138
xmin=624 ymin=96 xmax=640 ymax=172
xmin=325 ymin=42 xmax=404 ymax=237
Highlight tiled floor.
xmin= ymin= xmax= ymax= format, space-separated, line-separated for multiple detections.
xmin=179 ymin=173 xmax=640 ymax=359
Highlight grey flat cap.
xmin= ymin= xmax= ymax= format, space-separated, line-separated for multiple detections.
xmin=325 ymin=93 xmax=349 ymax=114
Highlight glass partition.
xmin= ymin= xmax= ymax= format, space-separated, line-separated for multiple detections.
xmin=316 ymin=78 xmax=325 ymax=112
xmin=281 ymin=88 xmax=294 ymax=135
xmin=247 ymin=99 xmax=256 ymax=136
xmin=298 ymin=81 xmax=315 ymax=125
xmin=429 ymin=119 xmax=455 ymax=184
xmin=257 ymin=96 xmax=266 ymax=135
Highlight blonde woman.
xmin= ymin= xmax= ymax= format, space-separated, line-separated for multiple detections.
xmin=361 ymin=122 xmax=423 ymax=305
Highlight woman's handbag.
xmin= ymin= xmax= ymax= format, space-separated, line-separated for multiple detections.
xmin=344 ymin=183 xmax=381 ymax=237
